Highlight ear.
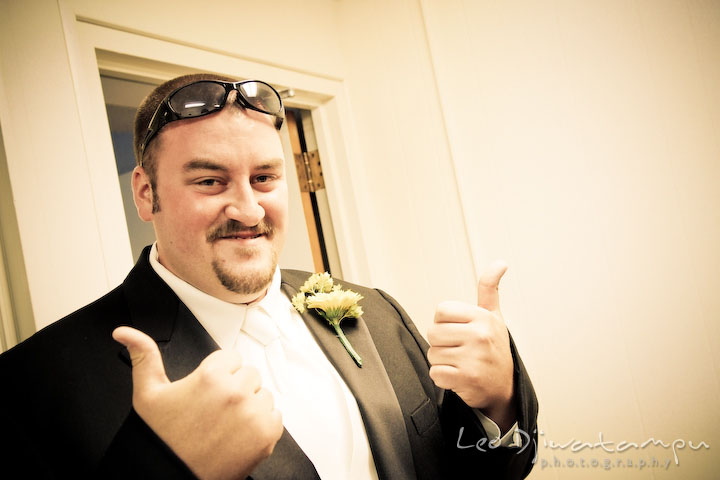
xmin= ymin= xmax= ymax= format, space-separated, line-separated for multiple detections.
xmin=132 ymin=166 xmax=155 ymax=222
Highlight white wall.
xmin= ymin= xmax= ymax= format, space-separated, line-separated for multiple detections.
xmin=0 ymin=0 xmax=717 ymax=477
xmin=420 ymin=0 xmax=719 ymax=478
xmin=335 ymin=0 xmax=478 ymax=324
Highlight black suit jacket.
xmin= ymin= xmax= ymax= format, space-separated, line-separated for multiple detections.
xmin=0 ymin=247 xmax=538 ymax=479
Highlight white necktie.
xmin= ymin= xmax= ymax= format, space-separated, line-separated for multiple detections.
xmin=240 ymin=307 xmax=288 ymax=392
xmin=242 ymin=304 xmax=354 ymax=477
xmin=238 ymin=302 xmax=376 ymax=479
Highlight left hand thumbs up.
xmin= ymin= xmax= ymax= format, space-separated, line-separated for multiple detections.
xmin=476 ymin=260 xmax=507 ymax=312
xmin=427 ymin=260 xmax=516 ymax=430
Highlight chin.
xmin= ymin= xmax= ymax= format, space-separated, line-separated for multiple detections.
xmin=212 ymin=253 xmax=277 ymax=296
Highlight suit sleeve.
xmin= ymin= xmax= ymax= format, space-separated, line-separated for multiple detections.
xmin=96 ymin=408 xmax=198 ymax=479
xmin=376 ymin=289 xmax=539 ymax=479
xmin=0 ymin=383 xmax=197 ymax=479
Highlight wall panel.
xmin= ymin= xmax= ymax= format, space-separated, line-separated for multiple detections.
xmin=421 ymin=0 xmax=720 ymax=477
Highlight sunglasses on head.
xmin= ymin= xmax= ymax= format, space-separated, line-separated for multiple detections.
xmin=140 ymin=79 xmax=285 ymax=163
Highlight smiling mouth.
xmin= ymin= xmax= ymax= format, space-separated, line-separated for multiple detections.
xmin=208 ymin=220 xmax=274 ymax=243
xmin=219 ymin=233 xmax=264 ymax=240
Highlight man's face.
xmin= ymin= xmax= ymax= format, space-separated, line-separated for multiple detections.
xmin=132 ymin=101 xmax=288 ymax=303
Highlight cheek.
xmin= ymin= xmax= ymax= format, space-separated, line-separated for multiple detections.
xmin=157 ymin=188 xmax=223 ymax=235
xmin=264 ymin=186 xmax=289 ymax=228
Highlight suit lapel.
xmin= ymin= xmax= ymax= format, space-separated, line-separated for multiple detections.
xmin=121 ymin=248 xmax=218 ymax=380
xmin=281 ymin=273 xmax=416 ymax=480
xmin=119 ymin=248 xmax=319 ymax=479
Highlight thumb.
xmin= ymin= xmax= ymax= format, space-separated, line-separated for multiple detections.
xmin=112 ymin=326 xmax=169 ymax=389
xmin=477 ymin=260 xmax=508 ymax=312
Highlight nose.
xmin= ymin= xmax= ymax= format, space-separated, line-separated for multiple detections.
xmin=224 ymin=183 xmax=265 ymax=226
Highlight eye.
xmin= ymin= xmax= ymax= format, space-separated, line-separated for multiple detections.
xmin=197 ymin=178 xmax=218 ymax=186
xmin=253 ymin=174 xmax=274 ymax=184
xmin=191 ymin=177 xmax=227 ymax=192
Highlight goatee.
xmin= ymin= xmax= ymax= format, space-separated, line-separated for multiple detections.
xmin=208 ymin=219 xmax=277 ymax=296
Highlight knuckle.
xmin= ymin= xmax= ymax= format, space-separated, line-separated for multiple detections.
xmin=239 ymin=366 xmax=261 ymax=390
xmin=128 ymin=350 xmax=147 ymax=366
xmin=132 ymin=389 xmax=152 ymax=409
xmin=469 ymin=322 xmax=493 ymax=344
xmin=252 ymin=400 xmax=283 ymax=457
xmin=132 ymin=384 xmax=163 ymax=412
xmin=226 ymin=385 xmax=250 ymax=404
xmin=429 ymin=365 xmax=448 ymax=387
xmin=198 ymin=352 xmax=219 ymax=371
xmin=207 ymin=349 xmax=240 ymax=365
xmin=257 ymin=389 xmax=273 ymax=409
xmin=256 ymin=386 xmax=273 ymax=403
xmin=261 ymin=443 xmax=275 ymax=458
xmin=457 ymin=369 xmax=475 ymax=385
xmin=205 ymin=349 xmax=225 ymax=361
xmin=198 ymin=364 xmax=222 ymax=386
xmin=426 ymin=326 xmax=439 ymax=344
xmin=435 ymin=301 xmax=456 ymax=318
xmin=222 ymin=349 xmax=244 ymax=365
xmin=471 ymin=304 xmax=490 ymax=319
xmin=435 ymin=300 xmax=453 ymax=312
xmin=270 ymin=414 xmax=283 ymax=440
xmin=244 ymin=364 xmax=261 ymax=382
xmin=260 ymin=424 xmax=281 ymax=456
xmin=426 ymin=346 xmax=436 ymax=363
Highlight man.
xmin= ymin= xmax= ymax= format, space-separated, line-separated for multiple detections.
xmin=0 ymin=73 xmax=537 ymax=479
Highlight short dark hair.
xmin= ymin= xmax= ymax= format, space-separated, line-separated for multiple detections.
xmin=133 ymin=73 xmax=238 ymax=212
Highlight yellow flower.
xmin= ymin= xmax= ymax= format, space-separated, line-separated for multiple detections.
xmin=299 ymin=272 xmax=334 ymax=295
xmin=306 ymin=290 xmax=363 ymax=312
xmin=291 ymin=291 xmax=307 ymax=313
xmin=347 ymin=303 xmax=363 ymax=319
xmin=292 ymin=273 xmax=364 ymax=367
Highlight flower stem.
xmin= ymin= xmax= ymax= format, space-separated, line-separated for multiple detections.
xmin=332 ymin=323 xmax=363 ymax=367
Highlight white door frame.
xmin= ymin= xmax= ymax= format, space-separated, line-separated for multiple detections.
xmin=62 ymin=6 xmax=371 ymax=289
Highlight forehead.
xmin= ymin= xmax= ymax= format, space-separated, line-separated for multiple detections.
xmin=153 ymin=106 xmax=283 ymax=171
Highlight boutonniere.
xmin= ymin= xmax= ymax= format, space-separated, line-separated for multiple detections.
xmin=291 ymin=272 xmax=364 ymax=367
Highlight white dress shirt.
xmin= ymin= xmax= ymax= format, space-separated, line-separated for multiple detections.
xmin=148 ymin=244 xmax=520 ymax=478
xmin=149 ymin=244 xmax=378 ymax=479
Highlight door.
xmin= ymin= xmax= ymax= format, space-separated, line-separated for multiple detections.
xmin=100 ymin=74 xmax=336 ymax=275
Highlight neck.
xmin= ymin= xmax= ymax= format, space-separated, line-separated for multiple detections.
xmin=154 ymin=249 xmax=272 ymax=305
xmin=222 ymin=287 xmax=269 ymax=305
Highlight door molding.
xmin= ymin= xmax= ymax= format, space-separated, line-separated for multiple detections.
xmin=61 ymin=4 xmax=372 ymax=285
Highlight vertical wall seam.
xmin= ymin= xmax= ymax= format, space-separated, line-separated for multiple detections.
xmin=416 ymin=0 xmax=479 ymax=283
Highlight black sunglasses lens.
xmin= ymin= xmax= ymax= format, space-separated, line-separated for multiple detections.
xmin=169 ymin=81 xmax=227 ymax=117
xmin=239 ymin=82 xmax=282 ymax=115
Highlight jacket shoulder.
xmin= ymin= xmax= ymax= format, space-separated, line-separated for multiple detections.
xmin=0 ymin=284 xmax=127 ymax=366
xmin=280 ymin=269 xmax=388 ymax=301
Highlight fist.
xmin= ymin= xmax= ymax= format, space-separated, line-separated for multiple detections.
xmin=113 ymin=326 xmax=283 ymax=480
xmin=427 ymin=261 xmax=515 ymax=428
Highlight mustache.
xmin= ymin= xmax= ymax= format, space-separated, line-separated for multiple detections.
xmin=207 ymin=219 xmax=274 ymax=242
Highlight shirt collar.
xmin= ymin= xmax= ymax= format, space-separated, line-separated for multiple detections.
xmin=148 ymin=242 xmax=285 ymax=349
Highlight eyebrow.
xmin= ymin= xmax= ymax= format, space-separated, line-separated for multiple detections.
xmin=255 ymin=159 xmax=285 ymax=171
xmin=183 ymin=160 xmax=228 ymax=173
xmin=182 ymin=158 xmax=284 ymax=173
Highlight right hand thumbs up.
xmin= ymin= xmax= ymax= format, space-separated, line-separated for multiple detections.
xmin=112 ymin=326 xmax=283 ymax=480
